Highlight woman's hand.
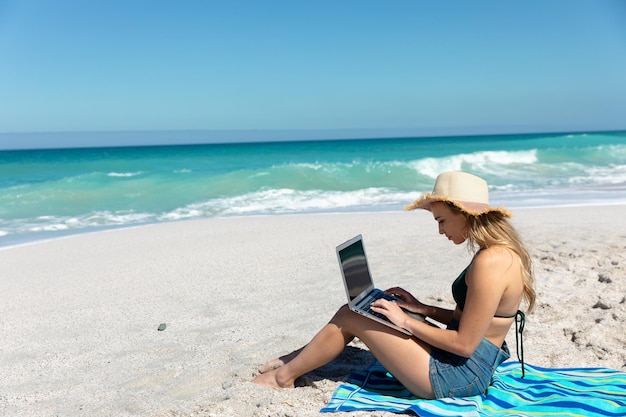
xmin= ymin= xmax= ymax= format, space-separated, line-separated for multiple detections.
xmin=384 ymin=287 xmax=423 ymax=313
xmin=370 ymin=298 xmax=410 ymax=329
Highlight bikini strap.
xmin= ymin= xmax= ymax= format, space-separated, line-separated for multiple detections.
xmin=514 ymin=310 xmax=526 ymax=378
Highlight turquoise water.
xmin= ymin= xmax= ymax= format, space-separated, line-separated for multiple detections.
xmin=1 ymin=131 xmax=625 ymax=247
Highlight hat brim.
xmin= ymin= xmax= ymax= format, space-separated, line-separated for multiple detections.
xmin=405 ymin=193 xmax=512 ymax=218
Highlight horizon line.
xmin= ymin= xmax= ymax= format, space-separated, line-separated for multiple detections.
xmin=1 ymin=126 xmax=625 ymax=151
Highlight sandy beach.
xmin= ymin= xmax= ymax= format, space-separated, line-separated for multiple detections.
xmin=1 ymin=205 xmax=625 ymax=417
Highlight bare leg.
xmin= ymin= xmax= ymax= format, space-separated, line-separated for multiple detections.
xmin=253 ymin=305 xmax=434 ymax=398
xmin=253 ymin=312 xmax=354 ymax=388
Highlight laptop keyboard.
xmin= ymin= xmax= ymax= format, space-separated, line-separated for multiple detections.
xmin=363 ymin=293 xmax=397 ymax=320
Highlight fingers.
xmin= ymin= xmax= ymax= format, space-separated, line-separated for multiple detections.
xmin=386 ymin=287 xmax=419 ymax=305
xmin=372 ymin=298 xmax=398 ymax=310
xmin=371 ymin=298 xmax=390 ymax=309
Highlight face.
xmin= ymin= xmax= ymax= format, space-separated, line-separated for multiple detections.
xmin=430 ymin=202 xmax=468 ymax=245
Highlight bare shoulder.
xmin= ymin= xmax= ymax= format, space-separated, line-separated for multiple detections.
xmin=470 ymin=246 xmax=520 ymax=279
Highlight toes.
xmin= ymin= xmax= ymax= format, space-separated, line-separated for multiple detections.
xmin=258 ymin=359 xmax=284 ymax=374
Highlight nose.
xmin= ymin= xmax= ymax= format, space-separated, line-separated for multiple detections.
xmin=438 ymin=224 xmax=445 ymax=235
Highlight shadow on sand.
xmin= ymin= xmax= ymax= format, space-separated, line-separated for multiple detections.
xmin=296 ymin=345 xmax=375 ymax=387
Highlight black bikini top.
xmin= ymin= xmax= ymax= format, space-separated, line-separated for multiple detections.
xmin=451 ymin=266 xmax=471 ymax=312
xmin=451 ymin=264 xmax=527 ymax=377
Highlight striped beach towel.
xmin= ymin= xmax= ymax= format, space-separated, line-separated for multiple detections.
xmin=321 ymin=361 xmax=626 ymax=416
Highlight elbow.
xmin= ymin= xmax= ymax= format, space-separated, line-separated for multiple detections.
xmin=450 ymin=339 xmax=478 ymax=358
xmin=456 ymin=345 xmax=475 ymax=358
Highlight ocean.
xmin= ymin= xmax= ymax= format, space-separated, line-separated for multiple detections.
xmin=1 ymin=131 xmax=625 ymax=248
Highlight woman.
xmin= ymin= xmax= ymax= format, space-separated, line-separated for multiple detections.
xmin=253 ymin=171 xmax=535 ymax=398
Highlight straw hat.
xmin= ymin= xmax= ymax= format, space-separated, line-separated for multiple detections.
xmin=405 ymin=171 xmax=512 ymax=217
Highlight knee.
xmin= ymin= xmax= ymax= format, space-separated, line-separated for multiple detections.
xmin=331 ymin=304 xmax=354 ymax=323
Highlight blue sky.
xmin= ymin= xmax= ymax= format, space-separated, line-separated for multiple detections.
xmin=1 ymin=0 xmax=625 ymax=149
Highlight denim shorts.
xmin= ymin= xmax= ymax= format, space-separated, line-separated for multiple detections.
xmin=429 ymin=323 xmax=510 ymax=398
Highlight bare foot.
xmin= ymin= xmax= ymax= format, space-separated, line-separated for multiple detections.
xmin=257 ymin=348 xmax=303 ymax=374
xmin=258 ymin=358 xmax=285 ymax=374
xmin=252 ymin=369 xmax=294 ymax=389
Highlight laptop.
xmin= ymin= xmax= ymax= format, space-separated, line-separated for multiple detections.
xmin=336 ymin=234 xmax=425 ymax=336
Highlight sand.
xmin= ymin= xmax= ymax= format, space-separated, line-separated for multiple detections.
xmin=1 ymin=205 xmax=625 ymax=417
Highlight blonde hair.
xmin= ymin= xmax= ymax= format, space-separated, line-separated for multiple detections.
xmin=448 ymin=202 xmax=536 ymax=313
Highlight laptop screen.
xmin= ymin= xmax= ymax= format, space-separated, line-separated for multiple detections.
xmin=338 ymin=238 xmax=373 ymax=301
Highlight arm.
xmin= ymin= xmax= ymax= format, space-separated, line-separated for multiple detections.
xmin=377 ymin=248 xmax=516 ymax=357
xmin=385 ymin=286 xmax=455 ymax=326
